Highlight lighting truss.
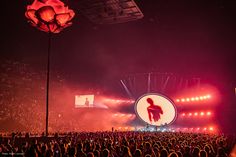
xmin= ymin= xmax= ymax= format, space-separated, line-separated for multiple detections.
xmin=77 ymin=0 xmax=144 ymax=24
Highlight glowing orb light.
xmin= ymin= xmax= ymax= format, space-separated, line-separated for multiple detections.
xmin=135 ymin=93 xmax=177 ymax=126
xmin=25 ymin=0 xmax=75 ymax=33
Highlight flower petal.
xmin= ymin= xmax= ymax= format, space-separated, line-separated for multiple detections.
xmin=36 ymin=6 xmax=56 ymax=23
xmin=55 ymin=13 xmax=70 ymax=26
xmin=38 ymin=22 xmax=50 ymax=32
xmin=25 ymin=9 xmax=39 ymax=24
xmin=68 ymin=9 xmax=75 ymax=21
xmin=38 ymin=0 xmax=48 ymax=3
xmin=49 ymin=23 xmax=58 ymax=32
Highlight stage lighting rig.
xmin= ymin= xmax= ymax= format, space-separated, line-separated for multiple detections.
xmin=77 ymin=0 xmax=144 ymax=24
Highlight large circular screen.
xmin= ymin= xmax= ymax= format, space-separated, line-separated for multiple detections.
xmin=135 ymin=93 xmax=177 ymax=126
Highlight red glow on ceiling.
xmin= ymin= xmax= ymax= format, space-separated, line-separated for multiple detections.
xmin=25 ymin=0 xmax=75 ymax=33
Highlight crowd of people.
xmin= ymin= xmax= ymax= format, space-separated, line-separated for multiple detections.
xmin=0 ymin=60 xmax=129 ymax=133
xmin=1 ymin=60 xmax=235 ymax=156
xmin=0 ymin=60 xmax=94 ymax=132
xmin=0 ymin=131 xmax=235 ymax=157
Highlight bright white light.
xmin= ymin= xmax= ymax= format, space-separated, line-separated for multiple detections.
xmin=75 ymin=95 xmax=94 ymax=108
xmin=135 ymin=94 xmax=176 ymax=126
xmin=207 ymin=111 xmax=211 ymax=116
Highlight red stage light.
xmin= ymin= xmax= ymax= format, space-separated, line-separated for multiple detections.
xmin=175 ymin=93 xmax=213 ymax=104
xmin=188 ymin=113 xmax=192 ymax=116
xmin=182 ymin=113 xmax=186 ymax=116
xmin=194 ymin=112 xmax=198 ymax=116
xmin=200 ymin=112 xmax=204 ymax=116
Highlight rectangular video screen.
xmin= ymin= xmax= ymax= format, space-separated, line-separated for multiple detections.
xmin=75 ymin=95 xmax=94 ymax=108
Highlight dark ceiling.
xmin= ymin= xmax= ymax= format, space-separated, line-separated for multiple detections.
xmin=1 ymin=0 xmax=236 ymax=89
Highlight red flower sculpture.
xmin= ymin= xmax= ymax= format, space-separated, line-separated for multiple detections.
xmin=25 ymin=0 xmax=75 ymax=33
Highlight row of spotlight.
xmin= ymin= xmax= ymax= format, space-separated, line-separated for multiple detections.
xmin=180 ymin=111 xmax=212 ymax=117
xmin=112 ymin=113 xmax=135 ymax=118
xmin=105 ymin=99 xmax=135 ymax=104
xmin=136 ymin=126 xmax=216 ymax=133
xmin=174 ymin=126 xmax=216 ymax=132
xmin=176 ymin=94 xmax=211 ymax=103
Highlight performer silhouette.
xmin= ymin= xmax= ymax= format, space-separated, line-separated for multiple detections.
xmin=146 ymin=98 xmax=163 ymax=123
xmin=84 ymin=98 xmax=89 ymax=107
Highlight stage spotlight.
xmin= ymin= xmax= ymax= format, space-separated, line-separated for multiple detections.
xmin=195 ymin=97 xmax=199 ymax=101
xmin=186 ymin=98 xmax=190 ymax=102
xmin=128 ymin=114 xmax=133 ymax=117
xmin=207 ymin=111 xmax=211 ymax=116
xmin=194 ymin=112 xmax=198 ymax=116
xmin=182 ymin=113 xmax=186 ymax=116
xmin=176 ymin=99 xmax=180 ymax=102
xmin=181 ymin=98 xmax=185 ymax=102
xmin=200 ymin=112 xmax=204 ymax=116
xmin=206 ymin=95 xmax=211 ymax=98
xmin=209 ymin=127 xmax=214 ymax=131
xmin=191 ymin=97 xmax=195 ymax=101
xmin=188 ymin=113 xmax=192 ymax=116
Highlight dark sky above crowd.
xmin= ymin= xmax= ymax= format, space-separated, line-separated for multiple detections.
xmin=1 ymin=0 xmax=236 ymax=90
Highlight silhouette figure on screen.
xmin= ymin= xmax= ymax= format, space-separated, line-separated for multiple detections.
xmin=84 ymin=98 xmax=89 ymax=107
xmin=147 ymin=98 xmax=163 ymax=123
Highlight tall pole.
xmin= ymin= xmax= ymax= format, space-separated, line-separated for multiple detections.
xmin=46 ymin=33 xmax=51 ymax=136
